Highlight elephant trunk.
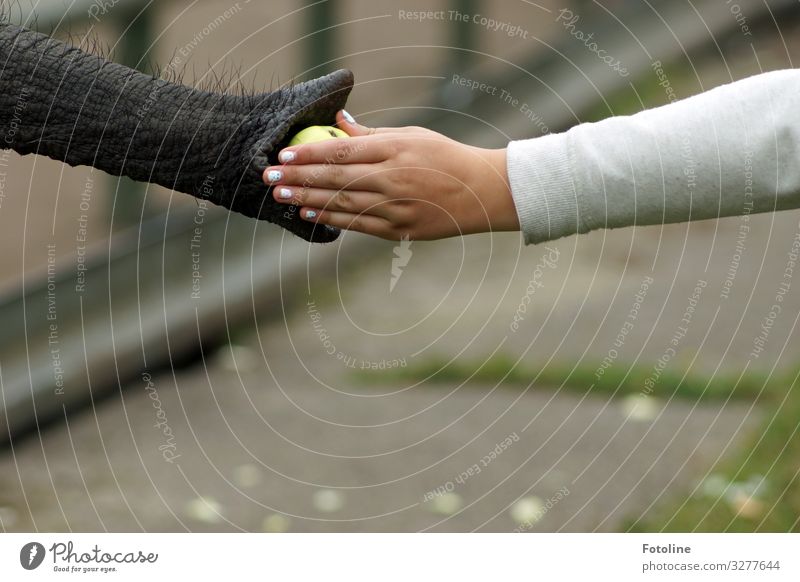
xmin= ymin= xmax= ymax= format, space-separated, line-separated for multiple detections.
xmin=0 ymin=22 xmax=353 ymax=242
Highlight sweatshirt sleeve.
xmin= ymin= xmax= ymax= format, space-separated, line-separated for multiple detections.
xmin=506 ymin=69 xmax=800 ymax=245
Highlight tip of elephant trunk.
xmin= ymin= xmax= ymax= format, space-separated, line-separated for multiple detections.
xmin=250 ymin=69 xmax=354 ymax=244
xmin=250 ymin=68 xmax=354 ymax=170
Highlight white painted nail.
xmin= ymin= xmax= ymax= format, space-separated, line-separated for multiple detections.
xmin=267 ymin=170 xmax=282 ymax=182
xmin=278 ymin=188 xmax=293 ymax=199
xmin=342 ymin=110 xmax=356 ymax=124
xmin=279 ymin=150 xmax=296 ymax=163
xmin=305 ymin=210 xmax=317 ymax=219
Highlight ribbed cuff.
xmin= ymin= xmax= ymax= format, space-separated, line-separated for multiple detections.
xmin=507 ymin=134 xmax=579 ymax=245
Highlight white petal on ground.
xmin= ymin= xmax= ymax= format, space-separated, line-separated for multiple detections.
xmin=261 ymin=513 xmax=292 ymax=533
xmin=510 ymin=497 xmax=545 ymax=524
xmin=727 ymin=490 xmax=766 ymax=520
xmin=313 ymin=489 xmax=345 ymax=513
xmin=700 ymin=474 xmax=729 ymax=498
xmin=185 ymin=496 xmax=223 ymax=523
xmin=427 ymin=492 xmax=463 ymax=515
xmin=233 ymin=464 xmax=263 ymax=488
xmin=742 ymin=474 xmax=769 ymax=497
xmin=621 ymin=395 xmax=659 ymax=422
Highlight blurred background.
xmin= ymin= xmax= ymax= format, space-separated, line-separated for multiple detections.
xmin=1 ymin=0 xmax=800 ymax=532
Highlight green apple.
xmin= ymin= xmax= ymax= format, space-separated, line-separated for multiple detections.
xmin=288 ymin=125 xmax=349 ymax=146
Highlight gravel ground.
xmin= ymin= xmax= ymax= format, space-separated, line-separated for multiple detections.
xmin=0 ymin=358 xmax=760 ymax=532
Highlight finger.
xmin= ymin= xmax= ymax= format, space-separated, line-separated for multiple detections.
xmin=301 ymin=207 xmax=393 ymax=238
xmin=336 ymin=110 xmax=371 ymax=137
xmin=278 ymin=134 xmax=390 ymax=165
xmin=264 ymin=163 xmax=382 ymax=192
xmin=335 ymin=110 xmax=407 ymax=137
xmin=273 ymin=185 xmax=387 ymax=216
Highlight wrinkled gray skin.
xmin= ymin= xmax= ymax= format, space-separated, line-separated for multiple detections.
xmin=0 ymin=22 xmax=354 ymax=242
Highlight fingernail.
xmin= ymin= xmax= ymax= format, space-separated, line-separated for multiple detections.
xmin=305 ymin=210 xmax=317 ymax=219
xmin=267 ymin=170 xmax=282 ymax=182
xmin=342 ymin=110 xmax=356 ymax=124
xmin=278 ymin=188 xmax=293 ymax=199
xmin=279 ymin=150 xmax=296 ymax=163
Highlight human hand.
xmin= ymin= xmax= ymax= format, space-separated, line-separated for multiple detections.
xmin=263 ymin=111 xmax=520 ymax=240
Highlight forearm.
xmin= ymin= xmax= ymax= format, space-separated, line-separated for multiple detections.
xmin=508 ymin=69 xmax=800 ymax=244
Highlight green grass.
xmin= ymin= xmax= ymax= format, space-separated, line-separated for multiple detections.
xmin=354 ymin=353 xmax=778 ymax=403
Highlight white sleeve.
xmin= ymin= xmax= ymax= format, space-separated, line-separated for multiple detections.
xmin=506 ymin=69 xmax=800 ymax=245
